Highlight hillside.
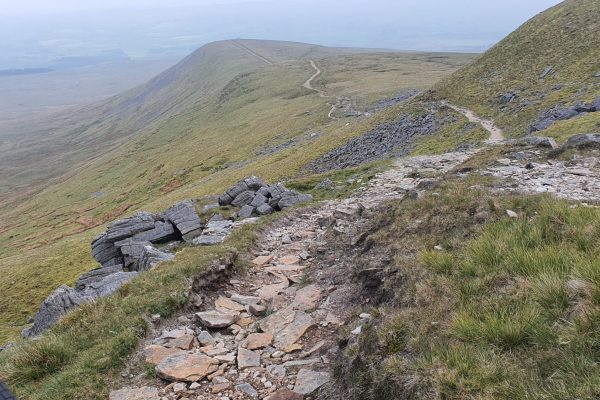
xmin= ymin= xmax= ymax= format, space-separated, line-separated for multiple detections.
xmin=426 ymin=0 xmax=600 ymax=140
xmin=2 ymin=2 xmax=600 ymax=400
xmin=0 ymin=40 xmax=473 ymax=343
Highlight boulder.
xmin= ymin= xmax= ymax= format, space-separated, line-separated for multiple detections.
xmin=239 ymin=205 xmax=255 ymax=219
xmin=114 ymin=239 xmax=147 ymax=263
xmin=562 ymin=133 xmax=600 ymax=149
xmin=278 ymin=192 xmax=313 ymax=209
xmin=83 ymin=271 xmax=138 ymax=297
xmin=226 ymin=181 xmax=250 ymax=200
xmin=136 ymin=246 xmax=174 ymax=272
xmin=23 ymin=269 xmax=138 ymax=338
xmin=293 ymin=369 xmax=330 ymax=395
xmin=250 ymin=192 xmax=268 ymax=207
xmin=243 ymin=176 xmax=266 ymax=191
xmin=75 ymin=264 xmax=124 ymax=290
xmin=218 ymin=193 xmax=234 ymax=206
xmin=194 ymin=310 xmax=239 ymax=328
xmin=131 ymin=221 xmax=176 ymax=243
xmin=156 ymin=353 xmax=219 ymax=382
xmin=231 ymin=191 xmax=256 ymax=207
xmin=91 ymin=234 xmax=122 ymax=267
xmin=104 ymin=212 xmax=159 ymax=242
xmin=519 ymin=136 xmax=558 ymax=149
xmin=117 ymin=239 xmax=173 ymax=271
xmin=22 ymin=285 xmax=85 ymax=338
xmin=257 ymin=203 xmax=274 ymax=215
xmin=163 ymin=200 xmax=203 ymax=240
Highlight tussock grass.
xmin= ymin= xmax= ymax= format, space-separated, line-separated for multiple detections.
xmin=337 ymin=175 xmax=600 ymax=399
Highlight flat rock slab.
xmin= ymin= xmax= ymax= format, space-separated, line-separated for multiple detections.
xmin=293 ymin=369 xmax=330 ymax=395
xmin=260 ymin=309 xmax=315 ymax=350
xmin=195 ymin=310 xmax=240 ymax=328
xmin=291 ymin=285 xmax=322 ymax=312
xmin=257 ymin=278 xmax=289 ymax=301
xmin=236 ymin=383 xmax=259 ymax=398
xmin=164 ymin=200 xmax=203 ymax=239
xmin=156 ymin=353 xmax=219 ymax=382
xmin=109 ymin=386 xmax=159 ymax=400
xmin=193 ymin=235 xmax=226 ymax=246
xmin=144 ymin=345 xmax=185 ymax=366
xmin=231 ymin=293 xmax=262 ymax=305
xmin=242 ymin=332 xmax=273 ymax=350
xmin=165 ymin=334 xmax=196 ymax=350
xmin=252 ymin=255 xmax=274 ymax=266
xmin=238 ymin=347 xmax=261 ymax=369
xmin=215 ymin=296 xmax=245 ymax=312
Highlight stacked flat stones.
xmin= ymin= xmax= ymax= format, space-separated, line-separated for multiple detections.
xmin=218 ymin=176 xmax=313 ymax=218
xmin=24 ymin=177 xmax=314 ymax=339
xmin=23 ymin=200 xmax=203 ymax=338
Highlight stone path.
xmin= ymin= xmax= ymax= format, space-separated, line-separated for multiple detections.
xmin=484 ymin=150 xmax=600 ymax=202
xmin=109 ymin=151 xmax=475 ymax=400
xmin=110 ymin=143 xmax=600 ymax=400
xmin=443 ymin=101 xmax=505 ymax=143
xmin=303 ymin=60 xmax=339 ymax=120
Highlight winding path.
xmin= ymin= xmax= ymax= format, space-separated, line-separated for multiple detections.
xmin=303 ymin=60 xmax=338 ymax=120
xmin=442 ymin=101 xmax=505 ymax=143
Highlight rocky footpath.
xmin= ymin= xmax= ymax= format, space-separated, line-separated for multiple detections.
xmin=23 ymin=178 xmax=312 ymax=338
xmin=109 ymin=151 xmax=474 ymax=400
xmin=109 ymin=134 xmax=600 ymax=400
xmin=487 ymin=134 xmax=600 ymax=201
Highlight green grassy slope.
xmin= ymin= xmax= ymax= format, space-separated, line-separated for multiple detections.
xmin=335 ymin=171 xmax=600 ymax=400
xmin=0 ymin=40 xmax=341 ymax=205
xmin=0 ymin=40 xmax=473 ymax=343
xmin=426 ymin=0 xmax=600 ymax=139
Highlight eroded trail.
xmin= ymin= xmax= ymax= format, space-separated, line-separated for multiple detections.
xmin=110 ymin=152 xmax=475 ymax=400
xmin=443 ymin=101 xmax=505 ymax=143
xmin=111 ymin=141 xmax=600 ymax=399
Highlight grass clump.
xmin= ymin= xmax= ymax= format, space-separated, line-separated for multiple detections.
xmin=336 ymin=175 xmax=600 ymax=399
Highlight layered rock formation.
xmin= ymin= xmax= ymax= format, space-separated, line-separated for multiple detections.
xmin=528 ymin=97 xmax=600 ymax=133
xmin=23 ymin=177 xmax=312 ymax=338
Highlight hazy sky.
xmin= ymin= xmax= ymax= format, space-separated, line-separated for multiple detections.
xmin=0 ymin=0 xmax=563 ymax=68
